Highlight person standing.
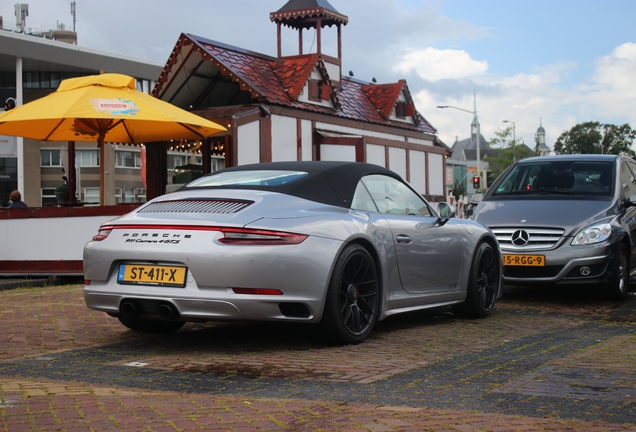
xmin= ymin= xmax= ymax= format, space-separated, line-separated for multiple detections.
xmin=9 ymin=190 xmax=27 ymax=208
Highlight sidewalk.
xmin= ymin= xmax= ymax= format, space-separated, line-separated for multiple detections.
xmin=1 ymin=284 xmax=635 ymax=431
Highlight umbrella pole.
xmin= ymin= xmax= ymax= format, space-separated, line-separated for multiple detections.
xmin=98 ymin=136 xmax=105 ymax=206
xmin=68 ymin=141 xmax=76 ymax=204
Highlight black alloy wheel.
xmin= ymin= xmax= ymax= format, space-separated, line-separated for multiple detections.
xmin=323 ymin=244 xmax=380 ymax=344
xmin=455 ymin=242 xmax=500 ymax=318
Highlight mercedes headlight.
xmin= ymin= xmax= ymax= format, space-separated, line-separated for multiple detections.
xmin=571 ymin=223 xmax=611 ymax=245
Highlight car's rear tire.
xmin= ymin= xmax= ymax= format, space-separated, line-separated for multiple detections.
xmin=117 ymin=316 xmax=185 ymax=333
xmin=607 ymin=243 xmax=629 ymax=301
xmin=454 ymin=242 xmax=499 ymax=318
xmin=321 ymin=244 xmax=380 ymax=344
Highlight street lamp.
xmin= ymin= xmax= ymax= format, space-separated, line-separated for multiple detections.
xmin=502 ymin=120 xmax=516 ymax=161
xmin=437 ymin=92 xmax=481 ymax=189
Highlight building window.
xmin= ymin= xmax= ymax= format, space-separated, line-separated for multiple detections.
xmin=115 ymin=150 xmax=141 ymax=168
xmin=123 ymin=187 xmax=136 ymax=203
xmin=20 ymin=72 xmax=85 ymax=90
xmin=0 ymin=157 xmax=17 ymax=175
xmin=40 ymin=72 xmax=51 ymax=89
xmin=84 ymin=187 xmax=100 ymax=205
xmin=115 ymin=187 xmax=123 ymax=204
xmin=134 ymin=79 xmax=151 ymax=93
xmin=41 ymin=149 xmax=62 ymax=167
xmin=167 ymin=154 xmax=188 ymax=170
xmin=395 ymin=102 xmax=414 ymax=119
xmin=41 ymin=188 xmax=57 ymax=206
xmin=212 ymin=157 xmax=225 ymax=172
xmin=50 ymin=72 xmax=60 ymax=88
xmin=76 ymin=150 xmax=99 ymax=167
xmin=24 ymin=72 xmax=39 ymax=89
xmin=308 ymin=79 xmax=323 ymax=102
xmin=137 ymin=188 xmax=147 ymax=203
xmin=192 ymin=156 xmax=225 ymax=172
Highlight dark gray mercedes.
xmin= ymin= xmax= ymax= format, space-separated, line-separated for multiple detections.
xmin=473 ymin=154 xmax=636 ymax=300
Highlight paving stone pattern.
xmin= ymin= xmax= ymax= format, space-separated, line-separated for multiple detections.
xmin=1 ymin=284 xmax=635 ymax=431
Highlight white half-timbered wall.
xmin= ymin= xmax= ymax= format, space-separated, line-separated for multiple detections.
xmin=237 ymin=122 xmax=260 ymax=165
xmin=234 ymin=113 xmax=444 ymax=197
xmin=271 ymin=116 xmax=297 ymax=161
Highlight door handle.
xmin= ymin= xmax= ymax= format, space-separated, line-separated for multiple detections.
xmin=396 ymin=234 xmax=412 ymax=244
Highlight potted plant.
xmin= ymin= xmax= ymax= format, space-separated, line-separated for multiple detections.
xmin=55 ymin=184 xmax=69 ymax=204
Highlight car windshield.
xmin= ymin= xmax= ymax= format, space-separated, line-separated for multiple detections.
xmin=493 ymin=160 xmax=613 ymax=197
xmin=186 ymin=170 xmax=308 ymax=188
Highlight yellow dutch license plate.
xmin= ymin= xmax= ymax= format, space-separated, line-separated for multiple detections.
xmin=117 ymin=264 xmax=187 ymax=287
xmin=503 ymin=254 xmax=545 ymax=266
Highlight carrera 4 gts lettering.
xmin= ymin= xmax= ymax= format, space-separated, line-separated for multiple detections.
xmin=125 ymin=239 xmax=182 ymax=244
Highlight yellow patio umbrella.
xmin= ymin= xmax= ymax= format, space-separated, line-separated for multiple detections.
xmin=0 ymin=73 xmax=226 ymax=205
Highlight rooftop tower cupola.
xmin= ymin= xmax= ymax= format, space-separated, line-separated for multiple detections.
xmin=536 ymin=118 xmax=546 ymax=146
xmin=270 ymin=0 xmax=348 ymax=86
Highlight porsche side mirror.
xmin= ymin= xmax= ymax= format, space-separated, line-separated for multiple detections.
xmin=432 ymin=201 xmax=456 ymax=218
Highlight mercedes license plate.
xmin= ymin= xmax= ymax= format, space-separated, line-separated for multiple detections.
xmin=502 ymin=254 xmax=545 ymax=266
xmin=117 ymin=264 xmax=187 ymax=287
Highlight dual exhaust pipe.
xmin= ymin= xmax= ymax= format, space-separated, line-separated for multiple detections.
xmin=120 ymin=300 xmax=179 ymax=320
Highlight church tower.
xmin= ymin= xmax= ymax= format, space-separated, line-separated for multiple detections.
xmin=535 ymin=119 xmax=550 ymax=156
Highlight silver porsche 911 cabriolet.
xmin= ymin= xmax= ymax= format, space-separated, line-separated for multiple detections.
xmin=83 ymin=161 xmax=502 ymax=344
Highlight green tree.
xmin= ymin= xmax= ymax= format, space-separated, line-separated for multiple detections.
xmin=453 ymin=178 xmax=466 ymax=198
xmin=484 ymin=126 xmax=533 ymax=181
xmin=488 ymin=125 xmax=513 ymax=149
xmin=553 ymin=121 xmax=636 ymax=157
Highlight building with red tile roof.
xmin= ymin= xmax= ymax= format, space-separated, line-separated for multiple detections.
xmin=153 ymin=0 xmax=450 ymax=200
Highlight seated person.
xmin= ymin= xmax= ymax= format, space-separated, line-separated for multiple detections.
xmin=9 ymin=190 xmax=27 ymax=208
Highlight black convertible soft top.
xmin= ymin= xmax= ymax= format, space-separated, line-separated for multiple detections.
xmin=181 ymin=161 xmax=404 ymax=208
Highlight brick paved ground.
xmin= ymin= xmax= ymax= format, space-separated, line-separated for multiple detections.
xmin=1 ymin=283 xmax=635 ymax=431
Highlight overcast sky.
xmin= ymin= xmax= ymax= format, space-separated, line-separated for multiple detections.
xmin=3 ymin=0 xmax=636 ymax=150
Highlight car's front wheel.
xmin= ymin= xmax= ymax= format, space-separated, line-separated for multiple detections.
xmin=322 ymin=244 xmax=380 ymax=344
xmin=455 ymin=241 xmax=500 ymax=318
xmin=607 ymin=243 xmax=629 ymax=301
xmin=117 ymin=316 xmax=185 ymax=333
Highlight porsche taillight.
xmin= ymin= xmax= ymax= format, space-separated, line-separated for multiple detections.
xmin=218 ymin=228 xmax=307 ymax=245
xmin=92 ymin=226 xmax=113 ymax=241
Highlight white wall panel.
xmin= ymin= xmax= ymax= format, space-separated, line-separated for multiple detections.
xmin=271 ymin=115 xmax=297 ymax=162
xmin=366 ymin=144 xmax=385 ymax=167
xmin=427 ymin=153 xmax=444 ymax=196
xmin=388 ymin=147 xmax=407 ymax=179
xmin=409 ymin=150 xmax=426 ymax=193
xmin=237 ymin=121 xmax=260 ymax=165
xmin=0 ymin=215 xmax=119 ymax=260
xmin=324 ymin=62 xmax=341 ymax=84
xmin=320 ymin=144 xmax=356 ymax=161
xmin=301 ymin=119 xmax=313 ymax=161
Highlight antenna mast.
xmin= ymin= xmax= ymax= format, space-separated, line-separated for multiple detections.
xmin=14 ymin=3 xmax=28 ymax=33
xmin=71 ymin=1 xmax=76 ymax=32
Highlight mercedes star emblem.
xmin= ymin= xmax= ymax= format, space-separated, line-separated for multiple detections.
xmin=511 ymin=229 xmax=530 ymax=246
